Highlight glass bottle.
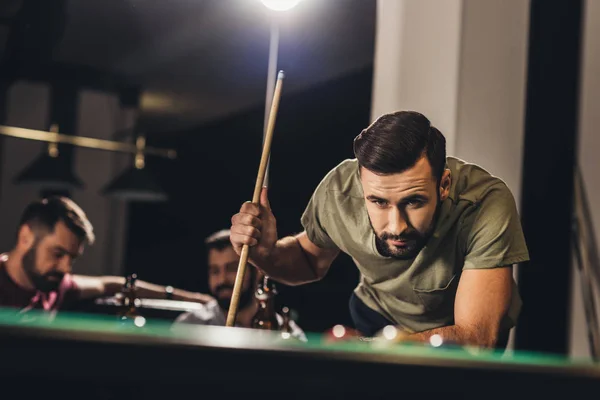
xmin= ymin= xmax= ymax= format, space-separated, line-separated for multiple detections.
xmin=118 ymin=273 xmax=140 ymax=320
xmin=251 ymin=276 xmax=279 ymax=330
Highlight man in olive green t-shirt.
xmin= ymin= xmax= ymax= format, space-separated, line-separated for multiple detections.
xmin=230 ymin=110 xmax=529 ymax=349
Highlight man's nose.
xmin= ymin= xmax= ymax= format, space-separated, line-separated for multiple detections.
xmin=214 ymin=270 xmax=228 ymax=286
xmin=58 ymin=256 xmax=72 ymax=274
xmin=387 ymin=207 xmax=408 ymax=236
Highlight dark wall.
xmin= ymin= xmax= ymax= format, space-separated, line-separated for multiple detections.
xmin=125 ymin=67 xmax=374 ymax=333
xmin=515 ymin=0 xmax=583 ymax=354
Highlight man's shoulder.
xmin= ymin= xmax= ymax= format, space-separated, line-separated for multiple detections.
xmin=316 ymin=158 xmax=361 ymax=197
xmin=447 ymin=157 xmax=514 ymax=205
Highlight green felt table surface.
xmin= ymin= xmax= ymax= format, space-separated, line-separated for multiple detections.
xmin=0 ymin=306 xmax=597 ymax=374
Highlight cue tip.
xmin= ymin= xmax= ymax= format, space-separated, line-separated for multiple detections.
xmin=277 ymin=70 xmax=285 ymax=80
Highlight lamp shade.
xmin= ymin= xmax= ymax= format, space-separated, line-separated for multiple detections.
xmin=260 ymin=0 xmax=301 ymax=11
xmin=13 ymin=152 xmax=84 ymax=190
xmin=100 ymin=166 xmax=167 ymax=202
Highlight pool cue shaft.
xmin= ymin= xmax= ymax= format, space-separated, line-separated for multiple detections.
xmin=226 ymin=70 xmax=285 ymax=327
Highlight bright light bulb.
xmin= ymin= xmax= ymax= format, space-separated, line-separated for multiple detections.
xmin=260 ymin=0 xmax=301 ymax=12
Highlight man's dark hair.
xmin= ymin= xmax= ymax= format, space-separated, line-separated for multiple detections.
xmin=205 ymin=229 xmax=233 ymax=251
xmin=19 ymin=196 xmax=95 ymax=245
xmin=353 ymin=111 xmax=447 ymax=182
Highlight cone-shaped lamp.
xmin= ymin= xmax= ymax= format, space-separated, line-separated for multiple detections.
xmin=100 ymin=136 xmax=167 ymax=202
xmin=13 ymin=124 xmax=84 ymax=190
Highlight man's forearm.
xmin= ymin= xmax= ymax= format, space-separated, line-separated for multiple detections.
xmin=101 ymin=277 xmax=212 ymax=303
xmin=404 ymin=324 xmax=498 ymax=348
xmin=259 ymin=236 xmax=322 ymax=286
xmin=135 ymin=281 xmax=213 ymax=303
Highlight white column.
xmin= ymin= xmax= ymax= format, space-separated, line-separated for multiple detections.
xmin=454 ymin=0 xmax=530 ymax=204
xmin=371 ymin=0 xmax=463 ymax=156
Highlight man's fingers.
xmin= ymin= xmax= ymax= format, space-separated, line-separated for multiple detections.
xmin=231 ymin=224 xmax=261 ymax=239
xmin=230 ymin=225 xmax=260 ymax=247
xmin=231 ymin=213 xmax=263 ymax=229
xmin=230 ymin=233 xmax=258 ymax=248
xmin=239 ymin=202 xmax=261 ymax=216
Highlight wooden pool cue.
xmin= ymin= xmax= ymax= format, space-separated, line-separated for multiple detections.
xmin=226 ymin=70 xmax=285 ymax=327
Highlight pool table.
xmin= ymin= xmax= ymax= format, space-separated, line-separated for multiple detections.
xmin=0 ymin=307 xmax=598 ymax=399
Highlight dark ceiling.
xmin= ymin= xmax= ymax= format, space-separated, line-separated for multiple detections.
xmin=0 ymin=0 xmax=376 ymax=135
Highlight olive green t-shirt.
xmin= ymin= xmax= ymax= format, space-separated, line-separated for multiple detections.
xmin=300 ymin=157 xmax=530 ymax=333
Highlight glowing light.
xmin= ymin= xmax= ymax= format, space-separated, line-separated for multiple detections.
xmin=281 ymin=332 xmax=291 ymax=340
xmin=140 ymin=91 xmax=198 ymax=115
xmin=430 ymin=334 xmax=443 ymax=347
xmin=260 ymin=0 xmax=301 ymax=12
xmin=134 ymin=316 xmax=146 ymax=327
xmin=332 ymin=324 xmax=346 ymax=338
xmin=382 ymin=325 xmax=398 ymax=341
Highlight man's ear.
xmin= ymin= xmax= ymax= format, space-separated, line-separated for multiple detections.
xmin=17 ymin=225 xmax=35 ymax=251
xmin=439 ymin=169 xmax=452 ymax=201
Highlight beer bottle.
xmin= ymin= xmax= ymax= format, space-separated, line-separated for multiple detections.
xmin=251 ymin=276 xmax=279 ymax=330
xmin=118 ymin=273 xmax=140 ymax=320
xmin=280 ymin=306 xmax=293 ymax=338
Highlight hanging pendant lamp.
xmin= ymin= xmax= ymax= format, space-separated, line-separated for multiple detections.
xmin=12 ymin=124 xmax=84 ymax=190
xmin=100 ymin=136 xmax=167 ymax=202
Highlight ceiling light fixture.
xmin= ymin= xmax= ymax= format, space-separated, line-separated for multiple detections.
xmin=260 ymin=0 xmax=302 ymax=12
xmin=12 ymin=124 xmax=84 ymax=190
xmin=100 ymin=136 xmax=168 ymax=202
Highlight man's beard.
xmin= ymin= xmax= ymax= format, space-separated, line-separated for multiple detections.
xmin=214 ymin=285 xmax=254 ymax=311
xmin=22 ymin=244 xmax=64 ymax=293
xmin=375 ymin=198 xmax=442 ymax=260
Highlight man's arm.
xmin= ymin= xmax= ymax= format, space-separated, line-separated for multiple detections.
xmin=402 ymin=266 xmax=513 ymax=348
xmin=71 ymin=275 xmax=214 ymax=303
xmin=231 ymin=187 xmax=340 ymax=285
xmin=402 ymin=184 xmax=528 ymax=348
xmin=264 ymin=231 xmax=340 ymax=286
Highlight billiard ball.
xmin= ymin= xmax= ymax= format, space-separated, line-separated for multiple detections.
xmin=322 ymin=324 xmax=362 ymax=343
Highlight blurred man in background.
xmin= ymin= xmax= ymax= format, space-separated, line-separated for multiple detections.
xmin=173 ymin=229 xmax=306 ymax=340
xmin=0 ymin=196 xmax=212 ymax=313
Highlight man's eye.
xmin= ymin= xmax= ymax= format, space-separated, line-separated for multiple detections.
xmin=406 ymin=200 xmax=425 ymax=207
